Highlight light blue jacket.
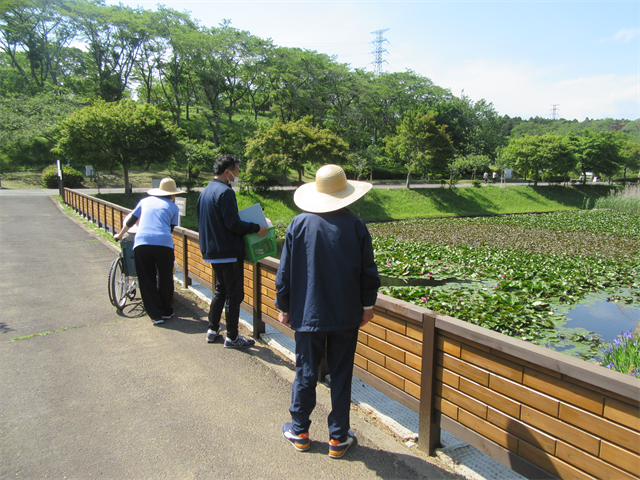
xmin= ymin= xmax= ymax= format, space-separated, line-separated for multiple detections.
xmin=131 ymin=196 xmax=179 ymax=249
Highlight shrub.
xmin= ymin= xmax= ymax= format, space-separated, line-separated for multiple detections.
xmin=372 ymin=165 xmax=410 ymax=180
xmin=541 ymin=172 xmax=565 ymax=185
xmin=41 ymin=164 xmax=84 ymax=188
xmin=177 ymin=178 xmax=197 ymax=192
xmin=242 ymin=173 xmax=280 ymax=193
xmin=471 ymin=179 xmax=482 ymax=188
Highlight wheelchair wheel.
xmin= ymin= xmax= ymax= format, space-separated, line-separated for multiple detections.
xmin=127 ymin=285 xmax=137 ymax=300
xmin=108 ymin=257 xmax=129 ymax=310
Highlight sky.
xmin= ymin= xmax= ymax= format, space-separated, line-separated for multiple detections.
xmin=106 ymin=0 xmax=640 ymax=121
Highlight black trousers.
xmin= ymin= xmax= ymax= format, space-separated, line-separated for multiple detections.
xmin=209 ymin=259 xmax=245 ymax=340
xmin=134 ymin=245 xmax=174 ymax=321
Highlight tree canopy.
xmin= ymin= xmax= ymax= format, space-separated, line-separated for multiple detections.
xmin=384 ymin=111 xmax=455 ymax=188
xmin=1 ymin=0 xmax=637 ymax=185
xmin=53 ymin=99 xmax=180 ymax=192
xmin=245 ymin=117 xmax=350 ymax=182
xmin=503 ymin=133 xmax=576 ymax=186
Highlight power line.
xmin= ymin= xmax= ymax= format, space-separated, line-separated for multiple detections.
xmin=370 ymin=28 xmax=389 ymax=76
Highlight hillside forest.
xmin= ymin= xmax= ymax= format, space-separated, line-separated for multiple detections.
xmin=2 ymin=0 xmax=639 ymax=187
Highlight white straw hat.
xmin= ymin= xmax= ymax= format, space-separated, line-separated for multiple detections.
xmin=147 ymin=177 xmax=183 ymax=196
xmin=293 ymin=164 xmax=372 ymax=213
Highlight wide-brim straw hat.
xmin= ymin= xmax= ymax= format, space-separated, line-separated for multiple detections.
xmin=147 ymin=177 xmax=183 ymax=196
xmin=293 ymin=164 xmax=372 ymax=213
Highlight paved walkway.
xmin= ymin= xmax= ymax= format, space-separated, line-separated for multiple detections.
xmin=0 ymin=191 xmax=462 ymax=479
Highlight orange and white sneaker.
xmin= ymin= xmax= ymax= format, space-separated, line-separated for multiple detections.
xmin=282 ymin=422 xmax=311 ymax=452
xmin=328 ymin=430 xmax=355 ymax=459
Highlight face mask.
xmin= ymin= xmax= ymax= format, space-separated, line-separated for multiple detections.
xmin=228 ymin=171 xmax=239 ymax=188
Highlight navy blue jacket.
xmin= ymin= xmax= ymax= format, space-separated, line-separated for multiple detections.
xmin=196 ymin=179 xmax=260 ymax=260
xmin=275 ymin=209 xmax=380 ymax=332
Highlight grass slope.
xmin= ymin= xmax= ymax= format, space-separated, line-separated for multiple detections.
xmin=349 ymin=185 xmax=605 ymax=221
xmin=96 ymin=184 xmax=612 ymax=230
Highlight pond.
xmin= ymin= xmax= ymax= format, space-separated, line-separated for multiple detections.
xmin=560 ymin=293 xmax=640 ymax=343
xmin=378 ymin=275 xmax=640 ymax=351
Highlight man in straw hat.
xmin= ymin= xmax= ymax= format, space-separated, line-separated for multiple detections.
xmin=115 ymin=177 xmax=184 ymax=325
xmin=197 ymin=154 xmax=267 ymax=348
xmin=276 ymin=164 xmax=380 ymax=458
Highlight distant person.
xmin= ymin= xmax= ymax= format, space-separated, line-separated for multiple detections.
xmin=276 ymin=164 xmax=380 ymax=459
xmin=483 ymin=171 xmax=488 ymax=184
xmin=114 ymin=177 xmax=183 ymax=325
xmin=196 ymin=155 xmax=267 ymax=348
xmin=492 ymin=171 xmax=497 ymax=183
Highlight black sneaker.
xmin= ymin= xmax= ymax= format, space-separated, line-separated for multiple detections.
xmin=328 ymin=430 xmax=355 ymax=459
xmin=282 ymin=422 xmax=310 ymax=452
xmin=206 ymin=327 xmax=221 ymax=343
xmin=223 ymin=333 xmax=255 ymax=349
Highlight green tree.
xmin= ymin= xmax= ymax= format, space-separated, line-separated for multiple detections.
xmin=536 ymin=133 xmax=575 ymax=183
xmin=359 ymin=71 xmax=446 ymax=148
xmin=503 ymin=135 xmax=543 ymax=186
xmin=66 ymin=0 xmax=151 ymax=102
xmin=171 ymin=137 xmax=217 ymax=190
xmin=0 ymin=0 xmax=78 ymax=92
xmin=53 ymin=99 xmax=180 ymax=193
xmin=446 ymin=156 xmax=470 ymax=187
xmin=431 ymin=95 xmax=506 ymax=159
xmin=242 ymin=37 xmax=275 ymax=121
xmin=504 ymin=133 xmax=576 ymax=185
xmin=568 ymin=131 xmax=622 ymax=184
xmin=618 ymin=140 xmax=640 ymax=184
xmin=148 ymin=7 xmax=199 ymax=125
xmin=351 ymin=144 xmax=383 ymax=181
xmin=266 ymin=47 xmax=335 ymax=124
xmin=187 ymin=25 xmax=230 ymax=146
xmin=245 ymin=116 xmax=349 ymax=182
xmin=384 ymin=111 xmax=455 ymax=188
xmin=448 ymin=154 xmax=491 ymax=184
xmin=323 ymin=68 xmax=371 ymax=151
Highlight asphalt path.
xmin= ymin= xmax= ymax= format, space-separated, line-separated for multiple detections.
xmin=0 ymin=191 xmax=461 ymax=479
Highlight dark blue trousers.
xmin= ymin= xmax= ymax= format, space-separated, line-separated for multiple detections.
xmin=290 ymin=326 xmax=359 ymax=441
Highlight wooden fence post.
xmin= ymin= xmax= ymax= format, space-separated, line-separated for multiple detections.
xmin=182 ymin=233 xmax=191 ymax=287
xmin=252 ymin=261 xmax=265 ymax=339
xmin=418 ymin=313 xmax=440 ymax=455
